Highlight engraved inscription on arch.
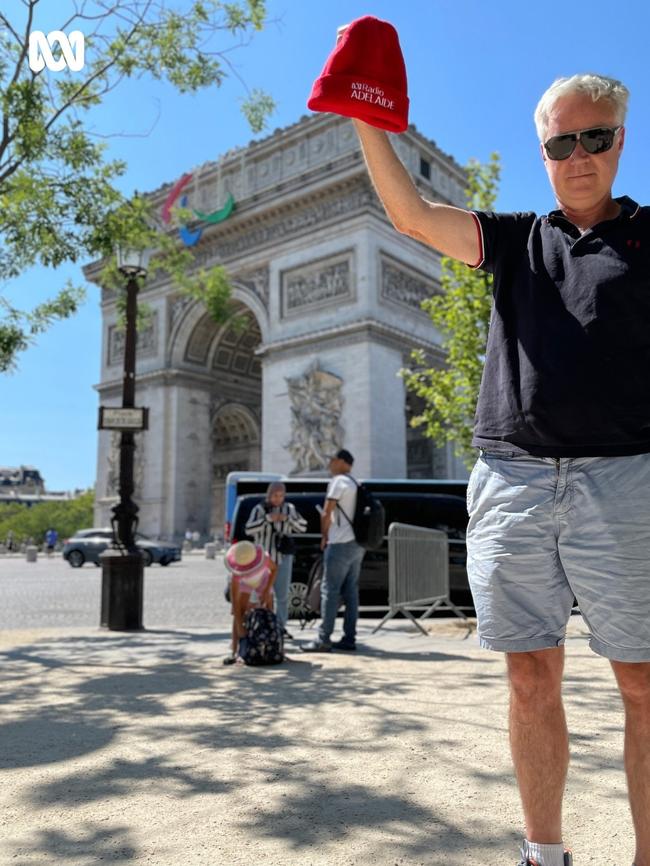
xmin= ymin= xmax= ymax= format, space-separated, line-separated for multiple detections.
xmin=281 ymin=251 xmax=354 ymax=318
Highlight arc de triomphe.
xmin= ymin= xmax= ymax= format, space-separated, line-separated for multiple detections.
xmin=89 ymin=114 xmax=469 ymax=541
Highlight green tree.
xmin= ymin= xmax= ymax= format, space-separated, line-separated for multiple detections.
xmin=0 ymin=489 xmax=95 ymax=544
xmin=0 ymin=0 xmax=275 ymax=371
xmin=401 ymin=154 xmax=500 ymax=467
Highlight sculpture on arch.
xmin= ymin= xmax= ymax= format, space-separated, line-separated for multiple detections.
xmin=286 ymin=362 xmax=344 ymax=474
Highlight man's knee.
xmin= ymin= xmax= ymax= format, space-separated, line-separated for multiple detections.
xmin=611 ymin=661 xmax=650 ymax=708
xmin=507 ymin=648 xmax=565 ymax=705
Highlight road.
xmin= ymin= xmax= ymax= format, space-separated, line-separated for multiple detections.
xmin=0 ymin=553 xmax=231 ymax=630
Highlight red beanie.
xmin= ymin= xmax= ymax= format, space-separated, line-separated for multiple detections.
xmin=307 ymin=16 xmax=409 ymax=133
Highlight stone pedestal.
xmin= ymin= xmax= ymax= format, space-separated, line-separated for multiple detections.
xmin=25 ymin=546 xmax=37 ymax=563
xmin=100 ymin=551 xmax=144 ymax=630
xmin=205 ymin=543 xmax=216 ymax=559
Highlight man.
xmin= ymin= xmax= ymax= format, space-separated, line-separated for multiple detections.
xmin=44 ymin=527 xmax=58 ymax=556
xmin=352 ymin=73 xmax=649 ymax=866
xmin=302 ymin=448 xmax=365 ymax=652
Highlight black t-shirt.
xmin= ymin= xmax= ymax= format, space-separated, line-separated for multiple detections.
xmin=472 ymin=195 xmax=650 ymax=457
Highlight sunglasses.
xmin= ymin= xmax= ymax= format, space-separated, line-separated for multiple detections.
xmin=543 ymin=125 xmax=622 ymax=161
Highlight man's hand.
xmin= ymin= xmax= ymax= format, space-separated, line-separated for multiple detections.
xmin=320 ymin=536 xmax=328 ymax=551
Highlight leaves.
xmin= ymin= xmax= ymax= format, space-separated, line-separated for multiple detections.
xmin=0 ymin=0 xmax=275 ymax=371
xmin=0 ymin=489 xmax=95 ymax=543
xmin=242 ymin=88 xmax=277 ymax=134
xmin=401 ymin=154 xmax=500 ymax=467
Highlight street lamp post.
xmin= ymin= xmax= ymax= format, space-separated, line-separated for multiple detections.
xmin=100 ymin=247 xmax=152 ymax=631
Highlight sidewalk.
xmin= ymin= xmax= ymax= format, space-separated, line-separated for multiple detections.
xmin=0 ymin=615 xmax=632 ymax=866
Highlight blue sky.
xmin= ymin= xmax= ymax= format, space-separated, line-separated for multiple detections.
xmin=3 ymin=0 xmax=650 ymax=491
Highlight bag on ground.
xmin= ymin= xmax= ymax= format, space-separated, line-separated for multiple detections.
xmin=299 ymin=557 xmax=323 ymax=627
xmin=240 ymin=607 xmax=284 ymax=666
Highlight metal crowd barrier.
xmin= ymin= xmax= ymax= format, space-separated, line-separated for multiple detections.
xmin=372 ymin=522 xmax=468 ymax=635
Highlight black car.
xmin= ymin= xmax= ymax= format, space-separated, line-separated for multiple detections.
xmin=230 ymin=486 xmax=470 ymax=618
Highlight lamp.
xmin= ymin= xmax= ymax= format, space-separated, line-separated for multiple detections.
xmin=100 ymin=245 xmax=151 ymax=631
xmin=116 ymin=246 xmax=153 ymax=278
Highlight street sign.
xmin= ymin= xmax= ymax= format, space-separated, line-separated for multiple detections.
xmin=98 ymin=407 xmax=149 ymax=431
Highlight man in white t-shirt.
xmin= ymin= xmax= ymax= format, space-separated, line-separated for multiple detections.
xmin=302 ymin=449 xmax=366 ymax=652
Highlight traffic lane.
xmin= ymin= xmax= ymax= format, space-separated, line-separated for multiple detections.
xmin=0 ymin=554 xmax=230 ymax=630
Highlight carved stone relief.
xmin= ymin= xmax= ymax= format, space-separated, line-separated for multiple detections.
xmin=281 ymin=252 xmax=354 ymax=318
xmin=168 ymin=294 xmax=194 ymax=331
xmin=107 ymin=312 xmax=158 ymax=367
xmin=380 ymin=254 xmax=440 ymax=313
xmin=285 ymin=362 xmax=344 ymax=474
xmin=234 ymin=265 xmax=270 ymax=309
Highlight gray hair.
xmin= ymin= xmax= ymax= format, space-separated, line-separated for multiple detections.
xmin=534 ymin=73 xmax=629 ymax=142
xmin=265 ymin=481 xmax=286 ymax=500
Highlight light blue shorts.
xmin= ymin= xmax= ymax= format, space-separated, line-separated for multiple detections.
xmin=466 ymin=451 xmax=650 ymax=661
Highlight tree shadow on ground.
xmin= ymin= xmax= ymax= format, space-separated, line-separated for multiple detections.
xmin=10 ymin=822 xmax=137 ymax=866
xmin=0 ymin=630 xmax=631 ymax=865
xmin=233 ymin=777 xmax=515 ymax=861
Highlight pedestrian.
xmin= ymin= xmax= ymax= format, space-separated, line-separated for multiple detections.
xmin=44 ymin=527 xmax=58 ymax=556
xmin=326 ymin=19 xmax=649 ymax=864
xmin=245 ymin=481 xmax=307 ymax=638
xmin=5 ymin=530 xmax=14 ymax=553
xmin=302 ymin=449 xmax=364 ymax=653
xmin=223 ymin=540 xmax=276 ymax=665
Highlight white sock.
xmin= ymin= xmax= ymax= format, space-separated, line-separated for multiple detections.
xmin=524 ymin=840 xmax=566 ymax=866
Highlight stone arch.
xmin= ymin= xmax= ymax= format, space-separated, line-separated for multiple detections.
xmin=167 ymin=294 xmax=265 ymax=540
xmin=167 ymin=282 xmax=268 ymax=370
xmin=210 ymin=402 xmax=262 ymax=537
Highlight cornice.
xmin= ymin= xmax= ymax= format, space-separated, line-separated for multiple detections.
xmin=257 ymin=318 xmax=446 ymax=363
xmin=95 ymin=365 xmax=262 ymax=397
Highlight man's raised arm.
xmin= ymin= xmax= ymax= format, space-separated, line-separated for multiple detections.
xmin=352 ymin=119 xmax=481 ymax=266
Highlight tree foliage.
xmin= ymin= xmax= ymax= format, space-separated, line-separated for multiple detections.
xmin=0 ymin=0 xmax=275 ymax=371
xmin=0 ymin=489 xmax=95 ymax=544
xmin=401 ymin=154 xmax=500 ymax=466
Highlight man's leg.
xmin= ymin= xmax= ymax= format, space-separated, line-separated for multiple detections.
xmin=507 ymin=647 xmax=568 ymax=844
xmin=611 ymin=661 xmax=650 ymax=866
xmin=340 ymin=544 xmax=364 ymax=645
xmin=318 ymin=545 xmax=345 ymax=645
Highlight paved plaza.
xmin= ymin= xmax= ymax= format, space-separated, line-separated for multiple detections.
xmin=0 ymin=555 xmax=635 ymax=865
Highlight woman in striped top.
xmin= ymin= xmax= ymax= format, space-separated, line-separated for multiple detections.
xmin=245 ymin=481 xmax=307 ymax=635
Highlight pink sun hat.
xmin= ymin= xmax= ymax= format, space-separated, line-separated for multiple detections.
xmin=225 ymin=540 xmax=267 ymax=579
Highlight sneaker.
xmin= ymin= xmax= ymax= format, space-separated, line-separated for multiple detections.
xmin=300 ymin=640 xmax=332 ymax=653
xmin=332 ymin=639 xmax=356 ymax=651
xmin=517 ymin=850 xmax=573 ymax=866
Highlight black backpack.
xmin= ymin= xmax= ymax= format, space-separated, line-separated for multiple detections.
xmin=240 ymin=608 xmax=284 ymax=666
xmin=338 ymin=477 xmax=385 ymax=550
